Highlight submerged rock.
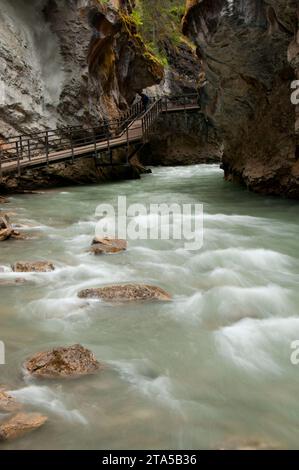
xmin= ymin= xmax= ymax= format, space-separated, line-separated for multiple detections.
xmin=0 ymin=278 xmax=27 ymax=287
xmin=0 ymin=412 xmax=47 ymax=441
xmin=219 ymin=438 xmax=279 ymax=450
xmin=90 ymin=237 xmax=127 ymax=255
xmin=24 ymin=344 xmax=102 ymax=379
xmin=12 ymin=261 xmax=55 ymax=273
xmin=0 ymin=390 xmax=22 ymax=412
xmin=78 ymin=284 xmax=172 ymax=303
xmin=0 ymin=197 xmax=9 ymax=204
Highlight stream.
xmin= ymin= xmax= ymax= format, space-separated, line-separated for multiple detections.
xmin=1 ymin=164 xmax=299 ymax=449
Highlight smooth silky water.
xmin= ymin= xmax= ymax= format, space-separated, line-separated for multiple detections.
xmin=1 ymin=164 xmax=299 ymax=449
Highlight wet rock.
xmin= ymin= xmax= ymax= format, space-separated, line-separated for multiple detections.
xmin=0 ymin=197 xmax=9 ymax=204
xmin=0 ymin=215 xmax=27 ymax=241
xmin=183 ymin=0 xmax=299 ymax=198
xmin=219 ymin=438 xmax=279 ymax=450
xmin=0 ymin=390 xmax=22 ymax=413
xmin=90 ymin=237 xmax=127 ymax=255
xmin=0 ymin=278 xmax=27 ymax=287
xmin=0 ymin=215 xmax=10 ymax=229
xmin=12 ymin=261 xmax=55 ymax=273
xmin=24 ymin=344 xmax=102 ymax=379
xmin=0 ymin=228 xmax=13 ymax=241
xmin=78 ymin=284 xmax=172 ymax=303
xmin=0 ymin=412 xmax=47 ymax=441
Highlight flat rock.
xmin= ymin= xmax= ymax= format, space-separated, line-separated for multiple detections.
xmin=78 ymin=284 xmax=172 ymax=303
xmin=90 ymin=237 xmax=127 ymax=255
xmin=12 ymin=261 xmax=55 ymax=272
xmin=0 ymin=412 xmax=47 ymax=441
xmin=24 ymin=344 xmax=102 ymax=379
xmin=0 ymin=390 xmax=22 ymax=412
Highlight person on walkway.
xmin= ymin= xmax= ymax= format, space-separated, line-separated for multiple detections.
xmin=139 ymin=92 xmax=150 ymax=112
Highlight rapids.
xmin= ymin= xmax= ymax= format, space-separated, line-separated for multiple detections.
xmin=0 ymin=164 xmax=299 ymax=449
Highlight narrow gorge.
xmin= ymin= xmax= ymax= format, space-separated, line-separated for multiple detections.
xmin=0 ymin=0 xmax=299 ymax=455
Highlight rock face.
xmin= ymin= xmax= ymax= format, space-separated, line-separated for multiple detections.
xmin=0 ymin=0 xmax=162 ymax=190
xmin=0 ymin=215 xmax=25 ymax=241
xmin=0 ymin=412 xmax=47 ymax=441
xmin=183 ymin=0 xmax=299 ymax=198
xmin=0 ymin=0 xmax=163 ymax=136
xmin=12 ymin=261 xmax=55 ymax=273
xmin=24 ymin=344 xmax=101 ymax=379
xmin=78 ymin=284 xmax=172 ymax=303
xmin=140 ymin=112 xmax=222 ymax=166
xmin=1 ymin=145 xmax=151 ymax=192
xmin=0 ymin=390 xmax=21 ymax=412
xmin=90 ymin=237 xmax=127 ymax=255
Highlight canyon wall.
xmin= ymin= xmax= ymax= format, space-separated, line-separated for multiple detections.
xmin=183 ymin=0 xmax=299 ymax=198
xmin=0 ymin=0 xmax=163 ymax=137
xmin=0 ymin=0 xmax=163 ymax=189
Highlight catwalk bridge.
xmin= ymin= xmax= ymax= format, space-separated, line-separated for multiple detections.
xmin=0 ymin=95 xmax=200 ymax=180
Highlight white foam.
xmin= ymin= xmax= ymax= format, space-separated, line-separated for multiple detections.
xmin=215 ymin=317 xmax=299 ymax=374
xmin=10 ymin=385 xmax=87 ymax=424
xmin=110 ymin=359 xmax=182 ymax=413
xmin=190 ymin=248 xmax=292 ymax=273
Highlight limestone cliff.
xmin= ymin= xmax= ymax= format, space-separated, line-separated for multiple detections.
xmin=0 ymin=0 xmax=164 ymax=190
xmin=183 ymin=0 xmax=299 ymax=198
xmin=0 ymin=0 xmax=163 ymax=137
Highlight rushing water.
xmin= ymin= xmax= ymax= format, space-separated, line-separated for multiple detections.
xmin=1 ymin=164 xmax=299 ymax=450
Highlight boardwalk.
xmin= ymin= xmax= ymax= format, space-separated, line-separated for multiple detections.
xmin=0 ymin=95 xmax=200 ymax=178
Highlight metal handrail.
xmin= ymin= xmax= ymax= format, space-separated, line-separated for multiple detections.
xmin=0 ymin=94 xmax=199 ymax=177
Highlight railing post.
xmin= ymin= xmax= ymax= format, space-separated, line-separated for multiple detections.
xmin=27 ymin=139 xmax=31 ymax=161
xmin=107 ymin=126 xmax=110 ymax=156
xmin=16 ymin=141 xmax=21 ymax=177
xmin=45 ymin=131 xmax=49 ymax=166
xmin=0 ymin=148 xmax=2 ymax=183
xmin=19 ymin=136 xmax=23 ymax=161
xmin=93 ymin=128 xmax=97 ymax=157
xmin=70 ymin=128 xmax=74 ymax=163
xmin=142 ymin=119 xmax=145 ymax=144
xmin=126 ymin=122 xmax=129 ymax=163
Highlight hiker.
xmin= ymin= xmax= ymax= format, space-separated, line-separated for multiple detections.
xmin=139 ymin=92 xmax=150 ymax=111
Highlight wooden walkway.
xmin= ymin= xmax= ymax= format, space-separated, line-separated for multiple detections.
xmin=0 ymin=95 xmax=200 ymax=178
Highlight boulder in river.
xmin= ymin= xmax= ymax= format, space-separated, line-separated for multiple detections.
xmin=0 ymin=227 xmax=12 ymax=241
xmin=24 ymin=344 xmax=102 ymax=379
xmin=90 ymin=237 xmax=127 ymax=255
xmin=0 ymin=215 xmax=27 ymax=241
xmin=0 ymin=390 xmax=22 ymax=412
xmin=78 ymin=284 xmax=172 ymax=303
xmin=0 ymin=196 xmax=9 ymax=204
xmin=12 ymin=261 xmax=55 ymax=272
xmin=0 ymin=412 xmax=47 ymax=441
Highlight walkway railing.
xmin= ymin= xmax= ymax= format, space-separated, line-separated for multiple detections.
xmin=0 ymin=94 xmax=199 ymax=179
